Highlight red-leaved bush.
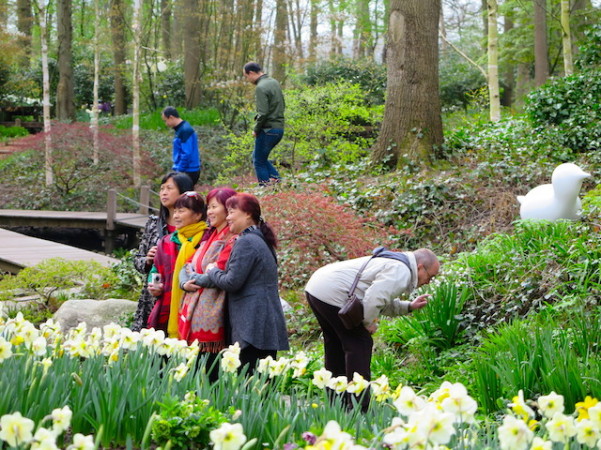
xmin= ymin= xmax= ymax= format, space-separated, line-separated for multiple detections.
xmin=261 ymin=189 xmax=409 ymax=289
xmin=6 ymin=122 xmax=159 ymax=210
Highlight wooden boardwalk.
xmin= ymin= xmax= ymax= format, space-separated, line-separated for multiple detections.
xmin=0 ymin=209 xmax=149 ymax=230
xmin=0 ymin=228 xmax=119 ymax=274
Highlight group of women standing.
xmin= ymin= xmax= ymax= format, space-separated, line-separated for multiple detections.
xmin=130 ymin=172 xmax=289 ymax=377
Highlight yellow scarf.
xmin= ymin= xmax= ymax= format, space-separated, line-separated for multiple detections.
xmin=168 ymin=221 xmax=207 ymax=338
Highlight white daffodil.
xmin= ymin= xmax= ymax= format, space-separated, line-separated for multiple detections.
xmin=31 ymin=427 xmax=58 ymax=450
xmin=545 ymin=412 xmax=577 ymax=443
xmin=430 ymin=380 xmax=454 ymax=404
xmin=224 ymin=342 xmax=241 ymax=356
xmin=210 ymin=422 xmax=247 ymax=450
xmin=119 ymin=328 xmax=140 ymax=350
xmin=101 ymin=338 xmax=120 ymax=356
xmin=317 ymin=420 xmax=355 ymax=448
xmin=370 ymin=375 xmax=391 ymax=402
xmin=346 ymin=372 xmax=370 ymax=395
xmin=312 ymin=367 xmax=333 ymax=389
xmin=257 ymin=355 xmax=274 ymax=374
xmin=0 ymin=337 xmax=12 ymax=362
xmin=327 ymin=376 xmax=348 ymax=394
xmin=142 ymin=328 xmax=165 ymax=350
xmin=509 ymin=390 xmax=536 ymax=421
xmin=39 ymin=357 xmax=53 ymax=375
xmin=538 ymin=391 xmax=565 ymax=419
xmin=19 ymin=322 xmax=40 ymax=344
xmin=221 ymin=352 xmax=241 ymax=373
xmin=530 ymin=436 xmax=552 ymax=450
xmin=575 ymin=418 xmax=600 ymax=448
xmin=497 ymin=415 xmax=533 ymax=450
xmin=102 ymin=323 xmax=121 ymax=340
xmin=269 ymin=357 xmax=290 ymax=378
xmin=290 ymin=351 xmax=309 ymax=378
xmin=588 ymin=402 xmax=601 ymax=429
xmin=31 ymin=336 xmax=48 ymax=357
xmin=409 ymin=403 xmax=456 ymax=445
xmin=51 ymin=405 xmax=72 ymax=434
xmin=439 ymin=382 xmax=478 ymax=423
xmin=67 ymin=433 xmax=95 ymax=450
xmin=88 ymin=327 xmax=102 ymax=345
xmin=393 ymin=386 xmax=426 ymax=417
xmin=0 ymin=411 xmax=35 ymax=447
xmin=172 ymin=363 xmax=189 ymax=382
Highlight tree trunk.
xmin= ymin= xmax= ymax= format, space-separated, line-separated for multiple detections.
xmin=161 ymin=0 xmax=171 ymax=60
xmin=36 ymin=0 xmax=53 ymax=185
xmin=272 ymin=0 xmax=287 ymax=82
xmin=132 ymin=0 xmax=142 ymax=187
xmin=353 ymin=0 xmax=371 ymax=59
xmin=16 ymin=0 xmax=33 ymax=64
xmin=110 ymin=0 xmax=127 ymax=115
xmin=371 ymin=0 xmax=443 ymax=166
xmin=487 ymin=0 xmax=500 ymax=122
xmin=92 ymin=0 xmax=100 ymax=164
xmin=560 ymin=0 xmax=573 ymax=75
xmin=56 ymin=0 xmax=76 ymax=121
xmin=309 ymin=0 xmax=319 ymax=61
xmin=534 ymin=0 xmax=549 ymax=86
xmin=501 ymin=14 xmax=514 ymax=108
xmin=183 ymin=0 xmax=202 ymax=108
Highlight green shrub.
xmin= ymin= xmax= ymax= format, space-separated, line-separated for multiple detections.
xmin=0 ymin=125 xmax=29 ymax=139
xmin=112 ymin=107 xmax=220 ymax=131
xmin=526 ymin=69 xmax=601 ymax=151
xmin=302 ymin=57 xmax=387 ymax=105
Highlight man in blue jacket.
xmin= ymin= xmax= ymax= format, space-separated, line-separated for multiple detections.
xmin=161 ymin=106 xmax=201 ymax=185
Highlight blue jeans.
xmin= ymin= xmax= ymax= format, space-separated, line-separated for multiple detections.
xmin=253 ymin=128 xmax=283 ymax=185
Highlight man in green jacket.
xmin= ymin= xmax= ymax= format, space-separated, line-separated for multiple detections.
xmin=243 ymin=62 xmax=285 ymax=186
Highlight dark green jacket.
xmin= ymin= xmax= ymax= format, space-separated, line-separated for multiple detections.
xmin=254 ymin=74 xmax=285 ymax=134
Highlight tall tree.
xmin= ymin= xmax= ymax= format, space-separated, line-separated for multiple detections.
xmin=501 ymin=12 xmax=514 ymax=107
xmin=132 ymin=0 xmax=141 ymax=186
xmin=371 ymin=0 xmax=443 ymax=166
xmin=160 ymin=0 xmax=171 ymax=60
xmin=35 ymin=0 xmax=53 ymax=185
xmin=309 ymin=0 xmax=319 ymax=60
xmin=272 ymin=0 xmax=287 ymax=82
xmin=110 ymin=0 xmax=127 ymax=115
xmin=353 ymin=0 xmax=371 ymax=59
xmin=91 ymin=0 xmax=100 ymax=164
xmin=183 ymin=0 xmax=202 ymax=107
xmin=534 ymin=0 xmax=549 ymax=86
xmin=16 ymin=0 xmax=33 ymax=64
xmin=487 ymin=0 xmax=500 ymax=122
xmin=560 ymin=0 xmax=573 ymax=75
xmin=56 ymin=0 xmax=75 ymax=120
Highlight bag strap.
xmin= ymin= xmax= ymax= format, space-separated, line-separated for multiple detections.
xmin=348 ymin=247 xmax=385 ymax=298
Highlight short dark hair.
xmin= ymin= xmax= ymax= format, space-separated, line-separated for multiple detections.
xmin=174 ymin=191 xmax=207 ymax=221
xmin=162 ymin=106 xmax=179 ymax=118
xmin=243 ymin=62 xmax=263 ymax=74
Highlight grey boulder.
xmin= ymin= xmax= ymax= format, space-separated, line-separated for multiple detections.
xmin=53 ymin=298 xmax=136 ymax=331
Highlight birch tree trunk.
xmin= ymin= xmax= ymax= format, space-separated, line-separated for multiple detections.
xmin=37 ymin=0 xmax=53 ymax=185
xmin=534 ymin=0 xmax=549 ymax=86
xmin=487 ymin=0 xmax=500 ymax=122
xmin=560 ymin=0 xmax=573 ymax=75
xmin=132 ymin=0 xmax=141 ymax=187
xmin=371 ymin=0 xmax=443 ymax=166
xmin=91 ymin=0 xmax=100 ymax=164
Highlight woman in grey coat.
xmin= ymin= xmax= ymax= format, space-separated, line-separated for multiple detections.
xmin=203 ymin=193 xmax=289 ymax=373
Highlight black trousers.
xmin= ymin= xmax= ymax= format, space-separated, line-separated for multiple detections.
xmin=240 ymin=345 xmax=277 ymax=376
xmin=306 ymin=292 xmax=373 ymax=410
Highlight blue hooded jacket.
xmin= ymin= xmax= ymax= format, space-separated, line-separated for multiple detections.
xmin=172 ymin=120 xmax=201 ymax=172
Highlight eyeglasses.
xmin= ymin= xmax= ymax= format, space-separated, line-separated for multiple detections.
xmin=420 ymin=264 xmax=436 ymax=282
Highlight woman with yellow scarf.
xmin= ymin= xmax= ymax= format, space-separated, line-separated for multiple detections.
xmin=147 ymin=191 xmax=207 ymax=337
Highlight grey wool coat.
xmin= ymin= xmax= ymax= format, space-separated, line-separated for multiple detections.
xmin=207 ymin=227 xmax=289 ymax=351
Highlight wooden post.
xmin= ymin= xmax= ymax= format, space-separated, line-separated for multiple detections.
xmin=106 ymin=188 xmax=116 ymax=230
xmin=139 ymin=185 xmax=150 ymax=215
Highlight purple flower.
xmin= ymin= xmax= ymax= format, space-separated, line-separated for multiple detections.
xmin=283 ymin=444 xmax=298 ymax=450
xmin=302 ymin=431 xmax=317 ymax=445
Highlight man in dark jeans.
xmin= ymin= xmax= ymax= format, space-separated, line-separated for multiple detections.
xmin=242 ymin=62 xmax=285 ymax=186
xmin=305 ymin=248 xmax=439 ymax=411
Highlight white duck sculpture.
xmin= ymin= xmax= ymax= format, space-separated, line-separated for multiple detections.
xmin=517 ymin=163 xmax=591 ymax=221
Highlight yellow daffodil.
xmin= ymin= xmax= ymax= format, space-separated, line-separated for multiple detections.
xmin=575 ymin=396 xmax=599 ymax=421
